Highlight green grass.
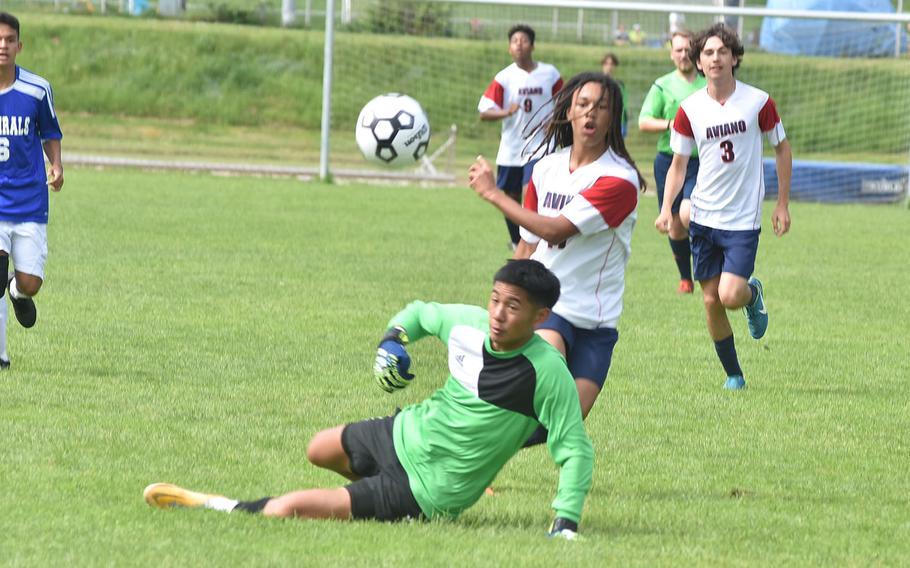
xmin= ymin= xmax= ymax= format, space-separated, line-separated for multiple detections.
xmin=1 ymin=166 xmax=908 ymax=565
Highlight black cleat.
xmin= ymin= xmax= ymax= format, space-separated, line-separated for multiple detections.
xmin=8 ymin=276 xmax=36 ymax=328
xmin=0 ymin=358 xmax=9 ymax=370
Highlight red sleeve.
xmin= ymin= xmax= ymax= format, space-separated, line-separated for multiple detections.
xmin=483 ymin=80 xmax=505 ymax=108
xmin=672 ymin=106 xmax=694 ymax=138
xmin=579 ymin=177 xmax=638 ymax=228
xmin=523 ymin=178 xmax=539 ymax=212
xmin=552 ymin=77 xmax=563 ymax=97
xmin=758 ymin=97 xmax=781 ymax=132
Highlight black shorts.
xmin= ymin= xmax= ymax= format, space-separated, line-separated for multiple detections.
xmin=341 ymin=415 xmax=423 ymax=522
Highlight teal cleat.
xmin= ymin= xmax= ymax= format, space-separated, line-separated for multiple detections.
xmin=744 ymin=276 xmax=768 ymax=339
xmin=724 ymin=375 xmax=746 ymax=390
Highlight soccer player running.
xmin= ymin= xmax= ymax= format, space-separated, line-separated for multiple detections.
xmin=145 ymin=260 xmax=593 ymax=540
xmin=654 ymin=24 xmax=792 ymax=390
xmin=478 ymin=24 xmax=562 ymax=251
xmin=0 ymin=12 xmax=64 ymax=369
xmin=470 ymin=72 xmax=644 ymax=440
xmin=638 ymin=30 xmax=706 ymax=294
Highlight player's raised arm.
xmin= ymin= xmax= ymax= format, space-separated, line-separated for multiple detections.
xmin=469 ymin=156 xmax=578 ymax=244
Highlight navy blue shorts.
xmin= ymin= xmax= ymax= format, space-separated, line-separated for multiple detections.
xmin=341 ymin=415 xmax=423 ymax=522
xmin=537 ymin=311 xmax=619 ymax=389
xmin=654 ymin=152 xmax=699 ymax=214
xmin=496 ymin=159 xmax=538 ymax=197
xmin=689 ymin=221 xmax=761 ymax=281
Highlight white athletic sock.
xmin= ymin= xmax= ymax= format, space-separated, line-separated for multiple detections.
xmin=204 ymin=496 xmax=240 ymax=513
xmin=8 ymin=277 xmax=27 ymax=300
xmin=0 ymin=298 xmax=8 ymax=362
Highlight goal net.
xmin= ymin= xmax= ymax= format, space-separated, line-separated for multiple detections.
xmin=323 ymin=0 xmax=910 ymax=201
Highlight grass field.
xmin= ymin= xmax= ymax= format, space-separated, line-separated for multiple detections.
xmin=1 ymin=166 xmax=908 ymax=565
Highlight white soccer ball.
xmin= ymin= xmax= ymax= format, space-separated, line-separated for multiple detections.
xmin=355 ymin=93 xmax=431 ymax=166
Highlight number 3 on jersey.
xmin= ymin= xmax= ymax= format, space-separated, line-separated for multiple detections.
xmin=0 ymin=137 xmax=9 ymax=162
xmin=719 ymin=140 xmax=735 ymax=163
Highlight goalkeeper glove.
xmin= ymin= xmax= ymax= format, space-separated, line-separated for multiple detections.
xmin=374 ymin=326 xmax=414 ymax=393
xmin=547 ymin=517 xmax=579 ymax=541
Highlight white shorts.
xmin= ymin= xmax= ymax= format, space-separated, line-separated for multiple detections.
xmin=0 ymin=221 xmax=48 ymax=279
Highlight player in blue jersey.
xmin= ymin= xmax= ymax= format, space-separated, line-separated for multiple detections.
xmin=0 ymin=12 xmax=64 ymax=369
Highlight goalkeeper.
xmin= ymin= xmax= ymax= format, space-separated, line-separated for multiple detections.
xmin=144 ymin=259 xmax=593 ymax=539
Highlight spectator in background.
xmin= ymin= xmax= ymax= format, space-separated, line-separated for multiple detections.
xmin=629 ymin=23 xmax=646 ymax=46
xmin=614 ymin=23 xmax=629 ymax=46
xmin=600 ymin=53 xmax=629 ymax=138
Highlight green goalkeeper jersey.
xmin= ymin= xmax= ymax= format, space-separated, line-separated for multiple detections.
xmin=388 ymin=301 xmax=594 ymax=523
xmin=639 ymin=70 xmax=707 ymax=156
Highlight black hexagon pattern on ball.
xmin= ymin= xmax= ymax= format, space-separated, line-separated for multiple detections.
xmin=367 ymin=110 xmax=415 ymax=163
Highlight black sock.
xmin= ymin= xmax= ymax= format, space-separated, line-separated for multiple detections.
xmin=522 ymin=425 xmax=548 ymax=448
xmin=668 ymin=237 xmax=692 ymax=281
xmin=504 ymin=189 xmax=522 ymax=245
xmin=748 ymin=283 xmax=758 ymax=306
xmin=505 ymin=218 xmax=521 ymax=245
xmin=233 ymin=497 xmax=272 ymax=514
xmin=714 ymin=335 xmax=743 ymax=377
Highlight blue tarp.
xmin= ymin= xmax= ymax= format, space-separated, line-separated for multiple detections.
xmin=763 ymin=159 xmax=908 ymax=203
xmin=760 ymin=0 xmax=906 ymax=57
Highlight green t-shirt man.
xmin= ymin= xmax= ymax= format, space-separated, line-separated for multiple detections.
xmin=639 ymin=70 xmax=706 ymax=155
xmin=142 ymin=260 xmax=591 ymax=539
xmin=388 ymin=300 xmax=594 ymax=523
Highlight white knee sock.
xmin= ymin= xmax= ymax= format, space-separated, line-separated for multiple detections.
xmin=0 ymin=298 xmax=8 ymax=362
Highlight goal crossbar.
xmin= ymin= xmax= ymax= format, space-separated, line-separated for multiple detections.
xmin=440 ymin=0 xmax=910 ymax=24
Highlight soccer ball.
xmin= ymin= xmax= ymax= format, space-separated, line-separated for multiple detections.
xmin=355 ymin=93 xmax=431 ymax=166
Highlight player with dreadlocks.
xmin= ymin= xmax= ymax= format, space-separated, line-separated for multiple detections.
xmin=469 ymin=71 xmax=644 ymax=443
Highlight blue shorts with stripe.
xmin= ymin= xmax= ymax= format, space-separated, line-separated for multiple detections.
xmin=689 ymin=221 xmax=761 ymax=281
xmin=537 ymin=311 xmax=619 ymax=389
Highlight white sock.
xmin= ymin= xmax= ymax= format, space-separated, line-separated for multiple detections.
xmin=0 ymin=298 xmax=7 ymax=362
xmin=8 ymin=277 xmax=27 ymax=300
xmin=204 ymin=496 xmax=239 ymax=513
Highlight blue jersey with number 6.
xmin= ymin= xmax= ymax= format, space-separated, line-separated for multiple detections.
xmin=0 ymin=66 xmax=62 ymax=223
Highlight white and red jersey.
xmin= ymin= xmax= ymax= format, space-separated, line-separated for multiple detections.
xmin=478 ymin=62 xmax=563 ymax=166
xmin=670 ymin=80 xmax=786 ymax=231
xmin=520 ymin=147 xmax=639 ymax=329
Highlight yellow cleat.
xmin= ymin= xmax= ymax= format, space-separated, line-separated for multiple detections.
xmin=143 ymin=483 xmax=220 ymax=510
